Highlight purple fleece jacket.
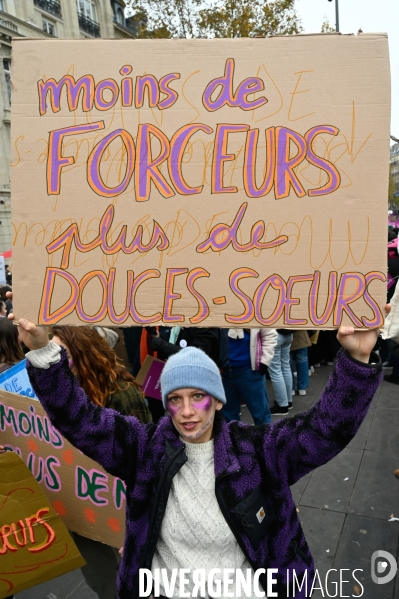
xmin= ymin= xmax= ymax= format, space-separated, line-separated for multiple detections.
xmin=27 ymin=348 xmax=382 ymax=599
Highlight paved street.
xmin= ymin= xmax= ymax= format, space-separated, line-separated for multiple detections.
xmin=17 ymin=364 xmax=399 ymax=599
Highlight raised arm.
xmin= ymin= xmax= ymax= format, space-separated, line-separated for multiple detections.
xmin=265 ymin=326 xmax=383 ymax=486
xmin=16 ymin=319 xmax=153 ymax=482
xmin=26 ymin=342 xmax=154 ymax=482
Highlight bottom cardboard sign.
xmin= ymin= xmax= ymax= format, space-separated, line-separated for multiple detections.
xmin=0 ymin=451 xmax=85 ymax=598
xmin=0 ymin=390 xmax=126 ymax=547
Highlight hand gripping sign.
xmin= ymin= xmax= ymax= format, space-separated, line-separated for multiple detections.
xmin=11 ymin=35 xmax=390 ymax=328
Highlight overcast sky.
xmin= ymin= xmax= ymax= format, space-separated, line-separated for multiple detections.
xmin=296 ymin=0 xmax=399 ymax=144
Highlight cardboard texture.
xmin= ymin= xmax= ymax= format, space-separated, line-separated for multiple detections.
xmin=136 ymin=355 xmax=165 ymax=400
xmin=0 ymin=390 xmax=126 ymax=548
xmin=11 ymin=36 xmax=390 ymax=328
xmin=0 ymin=451 xmax=85 ymax=599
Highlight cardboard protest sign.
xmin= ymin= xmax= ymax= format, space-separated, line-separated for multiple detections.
xmin=11 ymin=35 xmax=390 ymax=328
xmin=0 ymin=360 xmax=37 ymax=399
xmin=0 ymin=451 xmax=85 ymax=598
xmin=0 ymin=390 xmax=126 ymax=547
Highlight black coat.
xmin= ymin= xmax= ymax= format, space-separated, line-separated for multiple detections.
xmin=149 ymin=327 xmax=224 ymax=366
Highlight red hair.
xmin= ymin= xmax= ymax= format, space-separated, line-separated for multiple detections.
xmin=52 ymin=325 xmax=140 ymax=407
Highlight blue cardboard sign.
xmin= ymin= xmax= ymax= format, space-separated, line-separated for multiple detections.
xmin=0 ymin=360 xmax=37 ymax=399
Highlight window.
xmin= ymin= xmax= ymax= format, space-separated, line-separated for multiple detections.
xmin=0 ymin=1 xmax=4 ymax=12
xmin=77 ymin=0 xmax=97 ymax=22
xmin=3 ymin=58 xmax=10 ymax=104
xmin=115 ymin=8 xmax=123 ymax=24
xmin=42 ymin=17 xmax=56 ymax=36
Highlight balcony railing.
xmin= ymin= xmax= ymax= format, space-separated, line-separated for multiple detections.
xmin=0 ymin=19 xmax=17 ymax=32
xmin=113 ymin=18 xmax=136 ymax=37
xmin=78 ymin=13 xmax=100 ymax=37
xmin=34 ymin=0 xmax=62 ymax=19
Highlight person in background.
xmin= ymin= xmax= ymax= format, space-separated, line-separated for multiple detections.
xmin=5 ymin=264 xmax=12 ymax=285
xmin=307 ymin=330 xmax=321 ymax=370
xmin=0 ymin=300 xmax=7 ymax=317
xmin=94 ymin=326 xmax=119 ymax=349
xmin=147 ymin=326 xmax=220 ymax=364
xmin=51 ymin=326 xmax=152 ymax=422
xmin=290 ymin=331 xmax=311 ymax=396
xmin=50 ymin=325 xmax=152 ymax=599
xmin=317 ymin=329 xmax=341 ymax=366
xmin=384 ymin=235 xmax=399 ymax=382
xmin=0 ymin=317 xmax=24 ymax=373
xmin=122 ymin=327 xmax=143 ymax=376
xmin=221 ymin=328 xmax=277 ymax=425
xmin=385 ymin=343 xmax=399 ymax=385
xmin=268 ymin=329 xmax=294 ymax=416
xmin=0 ymin=285 xmax=12 ymax=316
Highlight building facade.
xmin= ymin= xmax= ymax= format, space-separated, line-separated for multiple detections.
xmin=0 ymin=0 xmax=136 ymax=254
xmin=391 ymin=143 xmax=399 ymax=202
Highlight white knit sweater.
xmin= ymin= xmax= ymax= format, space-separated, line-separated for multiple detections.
xmin=151 ymin=439 xmax=257 ymax=598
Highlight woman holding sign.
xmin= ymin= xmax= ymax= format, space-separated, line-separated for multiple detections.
xmin=50 ymin=325 xmax=152 ymax=599
xmin=14 ymin=314 xmax=383 ymax=599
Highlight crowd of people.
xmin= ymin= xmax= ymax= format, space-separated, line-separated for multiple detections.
xmin=383 ymin=226 xmax=399 ymax=383
xmin=128 ymin=324 xmax=346 ymax=426
xmin=0 ymin=236 xmax=396 ymax=599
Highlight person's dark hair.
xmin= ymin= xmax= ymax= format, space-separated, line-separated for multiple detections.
xmin=51 ymin=325 xmax=141 ymax=407
xmin=0 ymin=318 xmax=24 ymax=363
xmin=388 ymin=229 xmax=397 ymax=242
xmin=0 ymin=284 xmax=11 ymax=301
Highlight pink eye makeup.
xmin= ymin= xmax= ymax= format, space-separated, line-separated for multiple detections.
xmin=166 ymin=393 xmax=213 ymax=414
xmin=191 ymin=394 xmax=212 ymax=411
xmin=167 ymin=401 xmax=180 ymax=416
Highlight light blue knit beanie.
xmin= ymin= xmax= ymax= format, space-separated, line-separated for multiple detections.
xmin=160 ymin=346 xmax=226 ymax=408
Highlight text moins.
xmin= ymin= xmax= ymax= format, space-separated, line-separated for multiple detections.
xmin=39 ymin=266 xmax=384 ymax=327
xmin=38 ymin=58 xmax=276 ymax=116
